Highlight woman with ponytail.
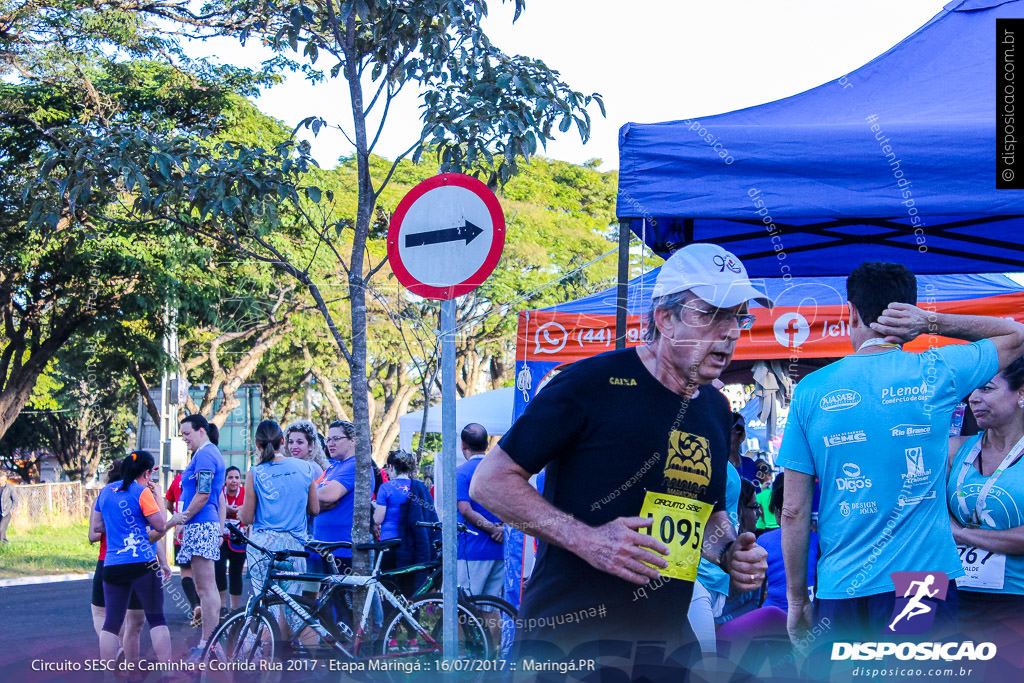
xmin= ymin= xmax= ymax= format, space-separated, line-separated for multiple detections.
xmin=88 ymin=450 xmax=173 ymax=666
xmin=239 ymin=420 xmax=319 ymax=611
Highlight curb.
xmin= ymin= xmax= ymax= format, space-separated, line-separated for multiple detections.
xmin=0 ymin=573 xmax=92 ymax=587
xmin=0 ymin=566 xmax=181 ymax=588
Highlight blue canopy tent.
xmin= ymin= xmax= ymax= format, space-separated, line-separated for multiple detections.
xmin=615 ymin=0 xmax=1024 ymax=280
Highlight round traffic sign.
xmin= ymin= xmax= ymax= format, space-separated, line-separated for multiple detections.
xmin=387 ymin=173 xmax=505 ymax=299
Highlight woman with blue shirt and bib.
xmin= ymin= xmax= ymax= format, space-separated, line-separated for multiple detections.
xmin=947 ymin=356 xmax=1024 ymax=636
xmin=89 ymin=450 xmax=173 ymax=666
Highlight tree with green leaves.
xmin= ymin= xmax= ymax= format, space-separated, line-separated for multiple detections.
xmin=23 ymin=0 xmax=604 ymax=577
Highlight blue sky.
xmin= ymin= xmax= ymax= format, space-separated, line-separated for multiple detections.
xmin=194 ymin=0 xmax=948 ymax=170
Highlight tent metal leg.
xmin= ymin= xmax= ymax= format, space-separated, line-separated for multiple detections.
xmin=615 ymin=220 xmax=631 ymax=349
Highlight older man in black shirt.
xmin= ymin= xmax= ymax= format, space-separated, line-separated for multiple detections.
xmin=473 ymin=243 xmax=770 ymax=677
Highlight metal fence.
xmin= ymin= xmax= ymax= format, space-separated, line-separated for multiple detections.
xmin=9 ymin=482 xmax=100 ymax=527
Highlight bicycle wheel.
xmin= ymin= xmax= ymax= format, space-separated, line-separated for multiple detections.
xmin=202 ymin=607 xmax=281 ymax=681
xmin=466 ymin=595 xmax=517 ymax=661
xmin=378 ymin=592 xmax=489 ymax=662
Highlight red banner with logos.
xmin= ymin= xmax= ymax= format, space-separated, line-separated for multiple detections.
xmin=516 ymin=292 xmax=1024 ymax=363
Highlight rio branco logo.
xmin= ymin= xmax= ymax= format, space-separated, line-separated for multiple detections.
xmin=831 ymin=571 xmax=996 ymax=662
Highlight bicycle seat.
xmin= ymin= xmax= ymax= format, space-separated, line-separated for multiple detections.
xmin=352 ymin=538 xmax=401 ymax=552
xmin=306 ymin=540 xmax=353 ymax=554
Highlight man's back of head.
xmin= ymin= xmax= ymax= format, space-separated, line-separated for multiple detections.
xmin=460 ymin=423 xmax=488 ymax=454
xmin=846 ymin=262 xmax=917 ymax=325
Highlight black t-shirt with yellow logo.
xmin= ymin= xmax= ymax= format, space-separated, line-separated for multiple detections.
xmin=500 ymin=347 xmax=730 ymax=650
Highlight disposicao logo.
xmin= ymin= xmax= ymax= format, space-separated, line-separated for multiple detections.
xmin=831 ymin=571 xmax=996 ymax=662
xmin=820 ymin=390 xmax=861 ymax=412
xmin=886 ymin=571 xmax=946 ymax=635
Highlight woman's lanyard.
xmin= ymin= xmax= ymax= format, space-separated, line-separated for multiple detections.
xmin=857 ymin=338 xmax=902 ymax=351
xmin=954 ymin=432 xmax=1024 ymax=527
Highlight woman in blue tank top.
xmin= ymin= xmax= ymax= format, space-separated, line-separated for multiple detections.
xmin=239 ymin=420 xmax=319 ymax=609
xmin=947 ymin=356 xmax=1024 ymax=635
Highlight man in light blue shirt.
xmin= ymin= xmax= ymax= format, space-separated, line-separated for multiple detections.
xmin=780 ymin=262 xmax=1024 ymax=645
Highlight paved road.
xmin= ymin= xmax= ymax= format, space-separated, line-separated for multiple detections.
xmin=0 ymin=575 xmax=227 ymax=682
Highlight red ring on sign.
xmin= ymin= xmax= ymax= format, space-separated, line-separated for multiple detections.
xmin=387 ymin=173 xmax=505 ymax=300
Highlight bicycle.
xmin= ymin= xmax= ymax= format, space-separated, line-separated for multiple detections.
xmin=202 ymin=526 xmax=490 ymax=680
xmin=373 ymin=521 xmax=518 ymax=661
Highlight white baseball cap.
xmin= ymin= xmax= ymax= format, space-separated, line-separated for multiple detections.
xmin=652 ymin=243 xmax=773 ymax=308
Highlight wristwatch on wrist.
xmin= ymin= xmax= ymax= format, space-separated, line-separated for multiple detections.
xmin=718 ymin=540 xmax=735 ymax=572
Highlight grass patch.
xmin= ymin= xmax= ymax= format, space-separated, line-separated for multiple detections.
xmin=0 ymin=521 xmax=96 ymax=579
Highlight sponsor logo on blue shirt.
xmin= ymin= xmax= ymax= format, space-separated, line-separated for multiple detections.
xmin=823 ymin=430 xmax=867 ymax=447
xmin=836 ymin=462 xmax=873 ymax=491
xmin=820 ymin=390 xmax=861 ymax=411
xmin=881 ymin=381 xmax=929 ymax=405
xmin=890 ymin=424 xmax=932 ymax=437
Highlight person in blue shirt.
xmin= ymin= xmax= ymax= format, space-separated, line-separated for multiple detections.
xmin=168 ymin=414 xmax=226 ymax=657
xmin=947 ymin=356 xmax=1024 ymax=638
xmin=374 ymin=449 xmax=435 ymax=596
xmin=89 ymin=450 xmax=172 ymax=666
xmin=313 ymin=419 xmax=358 ymax=572
xmin=240 ymin=419 xmax=318 ymax=642
xmin=780 ymin=261 xmax=1024 ymax=647
xmin=456 ymin=423 xmax=504 ymax=598
xmin=758 ymin=472 xmax=818 ymax=611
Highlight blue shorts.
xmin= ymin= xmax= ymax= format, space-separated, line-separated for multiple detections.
xmin=813 ymin=580 xmax=959 ymax=644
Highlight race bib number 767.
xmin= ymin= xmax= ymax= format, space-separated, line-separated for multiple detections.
xmin=638 ymin=491 xmax=714 ymax=581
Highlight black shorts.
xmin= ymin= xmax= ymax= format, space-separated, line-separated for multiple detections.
xmin=92 ymin=559 xmax=142 ymax=610
xmin=173 ymin=542 xmax=191 ymax=569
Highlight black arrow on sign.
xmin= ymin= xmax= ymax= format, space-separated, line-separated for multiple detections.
xmin=404 ymin=221 xmax=483 ymax=248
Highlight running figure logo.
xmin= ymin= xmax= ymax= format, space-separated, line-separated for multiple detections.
xmin=885 ymin=571 xmax=949 ymax=634
xmin=115 ymin=531 xmax=144 ymax=558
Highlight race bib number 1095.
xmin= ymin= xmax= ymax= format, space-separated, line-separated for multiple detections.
xmin=638 ymin=491 xmax=714 ymax=581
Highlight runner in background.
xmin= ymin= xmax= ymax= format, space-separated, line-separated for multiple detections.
xmin=164 ymin=471 xmax=201 ymax=622
xmin=947 ymin=357 xmax=1024 ymax=646
xmin=89 ymin=451 xmax=173 ymax=667
xmin=759 ymin=472 xmax=817 ymax=611
xmin=240 ymin=420 xmax=319 ymax=645
xmin=754 ymin=457 xmax=780 ymax=537
xmin=781 ymin=261 xmax=1024 ymax=646
xmin=689 ymin=412 xmax=749 ymax=652
xmin=286 ymin=419 xmax=329 ymax=481
xmin=215 ymin=466 xmax=247 ymax=615
xmin=474 ymin=244 xmax=769 ymax=677
xmin=89 ymin=460 xmax=146 ymax=659
xmin=169 ymin=415 xmax=226 ymax=660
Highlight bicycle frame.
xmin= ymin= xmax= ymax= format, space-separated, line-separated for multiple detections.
xmin=246 ymin=543 xmax=447 ymax=660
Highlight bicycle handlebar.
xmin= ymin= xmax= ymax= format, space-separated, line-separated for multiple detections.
xmin=226 ymin=524 xmax=306 ymax=560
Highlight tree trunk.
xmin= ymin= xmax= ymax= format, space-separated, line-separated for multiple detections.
xmin=130 ymin=361 xmax=161 ymax=425
xmin=489 ymin=354 xmax=507 ymax=390
xmin=303 ymin=345 xmax=349 ymax=421
xmin=0 ymin=328 xmax=80 ymax=441
xmin=343 ymin=7 xmax=375 ymax=578
xmin=371 ymin=382 xmax=416 ymax=463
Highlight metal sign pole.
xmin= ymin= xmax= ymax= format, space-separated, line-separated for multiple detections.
xmin=441 ymin=298 xmax=458 ymax=662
